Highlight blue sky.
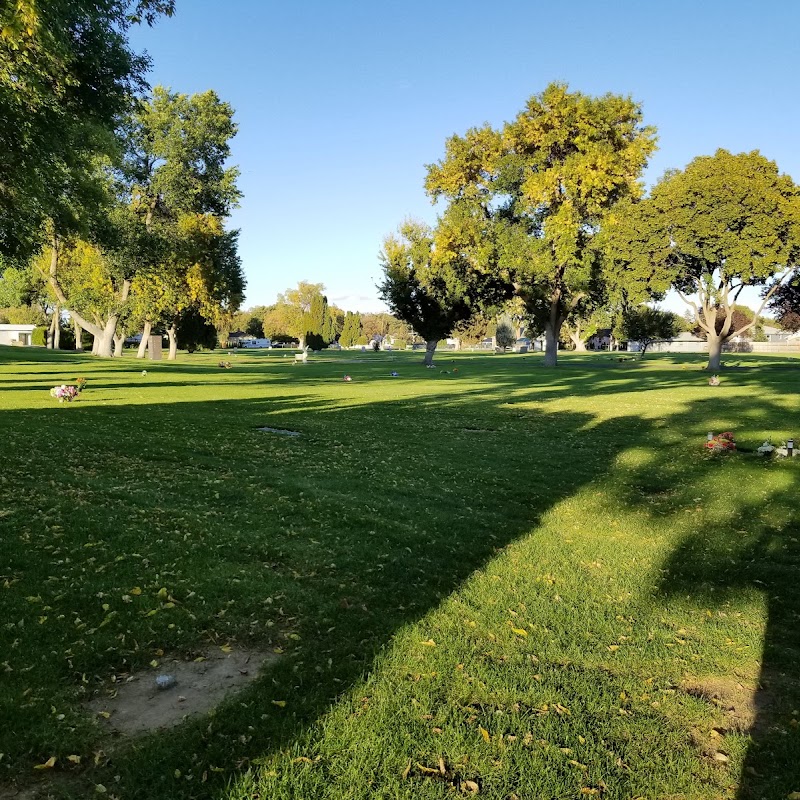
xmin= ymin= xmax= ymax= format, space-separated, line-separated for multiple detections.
xmin=130 ymin=0 xmax=800 ymax=314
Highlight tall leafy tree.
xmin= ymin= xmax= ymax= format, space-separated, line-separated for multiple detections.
xmin=275 ymin=281 xmax=325 ymax=349
xmin=119 ymin=86 xmax=242 ymax=356
xmin=0 ymin=0 xmax=174 ymax=265
xmin=159 ymin=214 xmax=244 ymax=359
xmin=426 ymin=82 xmax=657 ymax=366
xmin=378 ymin=221 xmax=473 ymax=366
xmin=606 ymin=150 xmax=800 ymax=370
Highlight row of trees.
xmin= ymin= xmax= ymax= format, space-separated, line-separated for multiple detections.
xmin=0 ymin=2 xmax=245 ymax=359
xmin=378 ymin=83 xmax=800 ymax=370
xmin=228 ymin=283 xmax=416 ymax=349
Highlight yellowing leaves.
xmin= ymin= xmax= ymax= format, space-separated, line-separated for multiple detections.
xmin=421 ymin=639 xmax=436 ymax=647
xmin=479 ymin=726 xmax=490 ymax=743
xmin=34 ymin=756 xmax=56 ymax=770
xmin=510 ymin=627 xmax=528 ymax=637
xmin=271 ymin=700 xmax=287 ymax=708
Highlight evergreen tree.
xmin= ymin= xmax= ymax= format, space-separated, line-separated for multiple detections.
xmin=306 ymin=293 xmax=328 ymax=349
xmin=322 ymin=305 xmax=338 ymax=344
xmin=339 ymin=311 xmax=362 ymax=347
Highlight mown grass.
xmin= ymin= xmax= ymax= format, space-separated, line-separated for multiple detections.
xmin=0 ymin=345 xmax=798 ymax=800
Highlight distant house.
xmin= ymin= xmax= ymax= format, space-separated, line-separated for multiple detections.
xmin=764 ymin=324 xmax=795 ymax=343
xmin=586 ymin=329 xmax=628 ymax=350
xmin=227 ymin=330 xmax=254 ymax=346
xmin=630 ymin=331 xmax=706 ymax=353
xmin=0 ymin=324 xmax=36 ymax=346
xmin=587 ymin=328 xmax=612 ymax=350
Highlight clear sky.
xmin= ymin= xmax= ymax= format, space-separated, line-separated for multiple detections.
xmin=130 ymin=0 xmax=800 ymax=314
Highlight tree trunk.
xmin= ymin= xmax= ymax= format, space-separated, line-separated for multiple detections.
xmin=46 ymin=308 xmax=57 ymax=349
xmin=136 ymin=320 xmax=151 ymax=358
xmin=91 ymin=335 xmax=100 ymax=356
xmin=543 ymin=323 xmax=559 ymax=366
xmin=167 ymin=325 xmax=178 ymax=360
xmin=95 ymin=331 xmax=114 ymax=358
xmin=113 ymin=335 xmax=124 ymax=357
xmin=51 ymin=304 xmax=61 ymax=349
xmin=424 ymin=339 xmax=437 ymax=366
xmin=707 ymin=334 xmax=723 ymax=371
xmin=570 ymin=334 xmax=586 ymax=352
xmin=542 ymin=295 xmax=564 ymax=367
xmin=73 ymin=319 xmax=83 ymax=351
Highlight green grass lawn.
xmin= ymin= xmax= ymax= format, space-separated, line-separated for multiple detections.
xmin=1 ymin=345 xmax=799 ymax=800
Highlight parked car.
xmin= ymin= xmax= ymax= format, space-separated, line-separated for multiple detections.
xmin=241 ymin=338 xmax=272 ymax=348
xmin=513 ymin=337 xmax=531 ymax=353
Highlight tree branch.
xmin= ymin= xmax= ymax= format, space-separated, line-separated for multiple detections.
xmin=730 ymin=271 xmax=794 ymax=338
xmin=676 ymin=287 xmax=711 ymax=334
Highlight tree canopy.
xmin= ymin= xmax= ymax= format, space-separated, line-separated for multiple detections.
xmin=621 ymin=306 xmax=679 ymax=357
xmin=378 ymin=220 xmax=473 ymax=365
xmin=426 ymin=82 xmax=657 ymax=366
xmin=0 ymin=0 xmax=174 ymax=264
xmin=606 ymin=149 xmax=800 ymax=369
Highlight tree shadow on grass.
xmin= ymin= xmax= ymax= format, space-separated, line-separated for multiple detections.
xmin=1 ymin=359 xmax=798 ymax=799
xmin=0 ymin=374 xmax=655 ymax=799
xmin=604 ymin=389 xmax=800 ymax=800
xmin=658 ymin=498 xmax=800 ymax=799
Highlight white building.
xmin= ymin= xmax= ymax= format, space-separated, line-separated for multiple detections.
xmin=0 ymin=324 xmax=36 ymax=346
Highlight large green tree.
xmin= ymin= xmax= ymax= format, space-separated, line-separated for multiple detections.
xmin=275 ymin=282 xmax=325 ymax=349
xmin=426 ymin=82 xmax=657 ymax=366
xmin=119 ymin=86 xmax=242 ymax=357
xmin=0 ymin=0 xmax=174 ymax=265
xmin=606 ymin=150 xmax=800 ymax=370
xmin=378 ymin=220 xmax=473 ymax=366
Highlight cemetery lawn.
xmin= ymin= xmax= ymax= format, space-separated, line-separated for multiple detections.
xmin=1 ymin=346 xmax=799 ymax=800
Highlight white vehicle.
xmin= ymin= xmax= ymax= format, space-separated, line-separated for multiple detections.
xmin=241 ymin=338 xmax=272 ymax=349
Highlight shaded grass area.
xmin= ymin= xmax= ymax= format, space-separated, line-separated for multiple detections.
xmin=0 ymin=346 xmax=798 ymax=799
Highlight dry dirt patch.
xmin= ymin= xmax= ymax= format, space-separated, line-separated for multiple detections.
xmin=87 ymin=647 xmax=277 ymax=735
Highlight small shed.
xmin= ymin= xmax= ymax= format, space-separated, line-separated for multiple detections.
xmin=0 ymin=324 xmax=36 ymax=346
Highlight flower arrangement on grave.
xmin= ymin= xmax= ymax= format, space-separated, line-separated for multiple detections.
xmin=218 ymin=360 xmax=232 ymax=369
xmin=50 ymin=384 xmax=79 ymax=403
xmin=708 ymin=375 xmax=720 ymax=386
xmin=75 ymin=377 xmax=87 ymax=393
xmin=343 ymin=374 xmax=352 ymax=382
xmin=705 ymin=431 xmax=736 ymax=453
